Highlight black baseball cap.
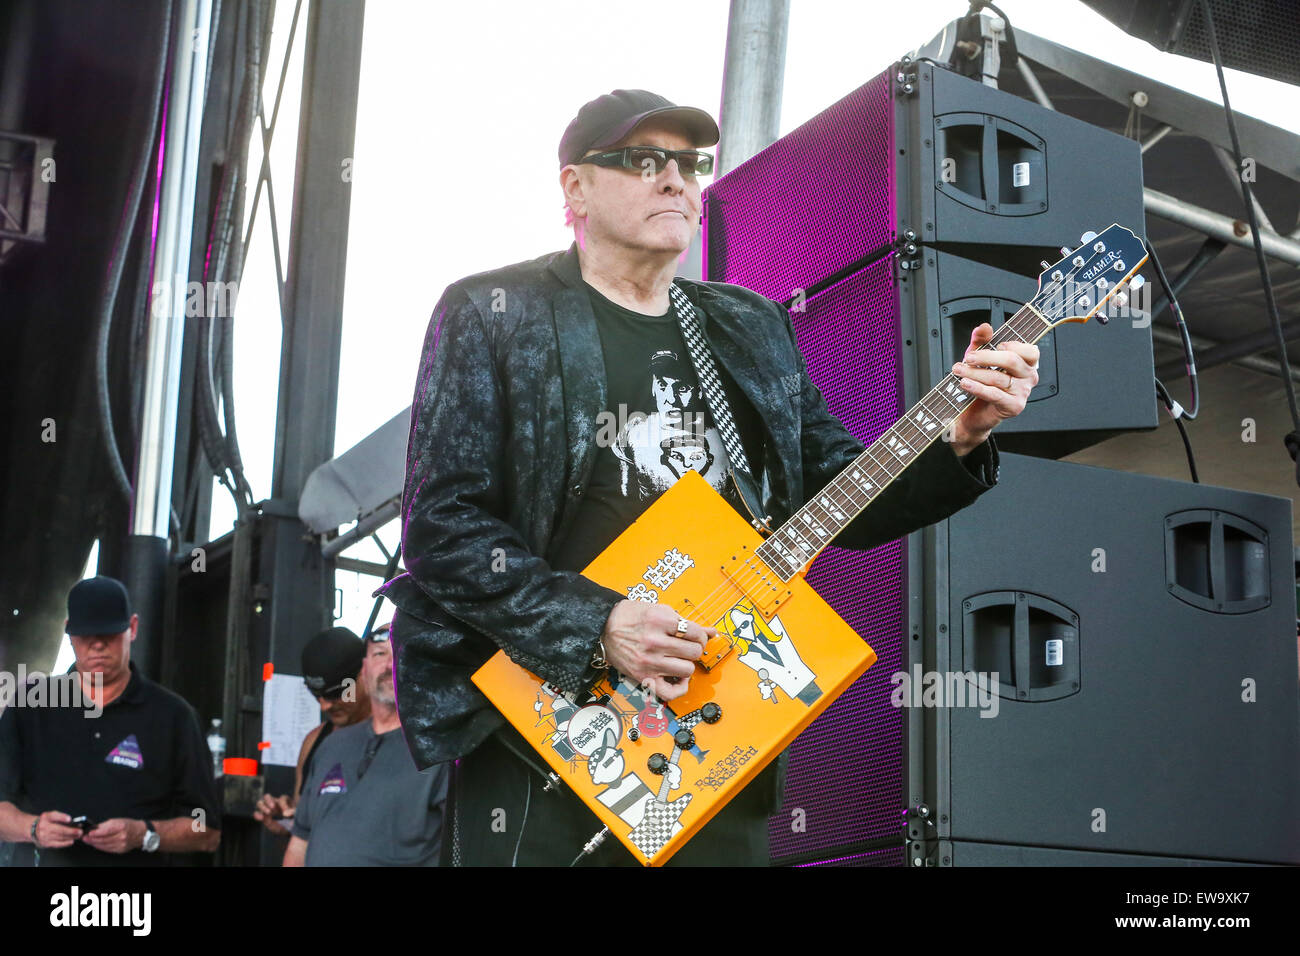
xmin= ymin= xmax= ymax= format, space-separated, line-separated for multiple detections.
xmin=301 ymin=627 xmax=364 ymax=698
xmin=66 ymin=576 xmax=133 ymax=636
xmin=559 ymin=89 xmax=720 ymax=169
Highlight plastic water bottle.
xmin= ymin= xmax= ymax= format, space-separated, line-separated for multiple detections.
xmin=207 ymin=718 xmax=226 ymax=777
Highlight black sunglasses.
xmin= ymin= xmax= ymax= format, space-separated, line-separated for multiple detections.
xmin=577 ymin=146 xmax=714 ymax=177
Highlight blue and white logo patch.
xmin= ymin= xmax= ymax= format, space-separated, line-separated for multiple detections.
xmin=318 ymin=762 xmax=346 ymax=795
xmin=106 ymin=734 xmax=143 ymax=769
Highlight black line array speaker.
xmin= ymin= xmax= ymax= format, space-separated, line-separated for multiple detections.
xmin=897 ymin=62 xmax=1157 ymax=458
xmin=913 ymin=452 xmax=1299 ymax=865
xmin=907 ymin=250 xmax=1156 ymax=459
xmin=707 ymin=62 xmax=1164 ymax=865
xmin=705 ymin=61 xmax=1154 ymax=464
xmin=1081 ymin=0 xmax=1300 ymax=87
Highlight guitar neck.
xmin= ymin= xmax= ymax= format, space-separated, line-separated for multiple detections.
xmin=755 ymin=304 xmax=1052 ymax=582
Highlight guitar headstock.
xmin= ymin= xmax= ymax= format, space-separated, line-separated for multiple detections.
xmin=1030 ymin=223 xmax=1149 ymax=327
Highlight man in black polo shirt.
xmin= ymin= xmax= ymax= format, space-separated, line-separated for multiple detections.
xmin=0 ymin=576 xmax=220 ymax=866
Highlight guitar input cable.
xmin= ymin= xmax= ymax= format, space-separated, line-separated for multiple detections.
xmin=570 ymin=828 xmax=610 ymax=867
xmin=1146 ymin=236 xmax=1201 ymax=483
xmin=494 ymin=730 xmax=608 ymax=866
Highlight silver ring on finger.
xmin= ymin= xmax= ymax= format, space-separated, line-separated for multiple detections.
xmin=676 ymin=618 xmax=689 ymax=636
xmin=1004 ymin=372 xmax=1014 ymax=391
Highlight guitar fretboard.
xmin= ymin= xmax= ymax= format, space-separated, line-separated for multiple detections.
xmin=755 ymin=305 xmax=1051 ymax=580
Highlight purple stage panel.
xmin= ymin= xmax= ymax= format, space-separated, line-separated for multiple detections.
xmin=702 ymin=69 xmax=895 ymax=300
xmin=764 ymin=256 xmax=909 ymax=863
xmin=797 ymin=845 xmax=907 ymax=867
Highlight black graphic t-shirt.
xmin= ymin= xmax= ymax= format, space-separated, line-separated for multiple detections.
xmin=550 ymin=282 xmax=764 ymax=572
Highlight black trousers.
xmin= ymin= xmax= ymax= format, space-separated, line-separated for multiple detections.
xmin=448 ymin=723 xmax=775 ymax=867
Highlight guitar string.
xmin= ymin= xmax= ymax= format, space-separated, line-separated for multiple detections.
xmin=681 ymin=280 xmax=1089 ymax=631
xmin=625 ymin=295 xmax=1038 ymax=838
xmin=677 ymin=293 xmax=1064 ymax=627
xmin=655 ymin=251 xmax=1124 ymax=655
xmin=641 ymin=251 xmax=1139 ymax=834
xmin=671 ymin=321 xmax=1032 ymax=635
xmin=766 ymin=244 xmax=1139 ymax=581
xmin=608 ymin=242 xmax=1133 ymax=821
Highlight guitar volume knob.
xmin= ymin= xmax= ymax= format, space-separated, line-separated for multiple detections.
xmin=674 ymin=729 xmax=695 ymax=750
xmin=701 ymin=703 xmax=723 ymax=724
xmin=648 ymin=753 xmax=669 ymax=775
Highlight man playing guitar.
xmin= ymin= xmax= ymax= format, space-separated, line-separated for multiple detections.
xmin=381 ymin=89 xmax=1038 ymax=866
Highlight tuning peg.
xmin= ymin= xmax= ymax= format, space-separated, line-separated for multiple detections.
xmin=1129 ymin=274 xmax=1146 ymax=291
xmin=1079 ymin=230 xmax=1098 ymax=244
xmin=1059 ymin=247 xmax=1072 ymax=257
xmin=1040 ymin=260 xmax=1051 ymax=271
xmin=1114 ymin=292 xmax=1128 ymax=308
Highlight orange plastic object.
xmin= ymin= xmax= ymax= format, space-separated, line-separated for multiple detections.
xmin=262 ymin=662 xmax=274 ymax=681
xmin=224 ymin=757 xmax=259 ymax=776
xmin=473 ymin=469 xmax=875 ymax=866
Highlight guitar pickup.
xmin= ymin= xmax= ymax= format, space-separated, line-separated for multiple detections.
xmin=696 ymin=550 xmax=794 ymax=671
xmin=719 ymin=545 xmax=794 ymax=617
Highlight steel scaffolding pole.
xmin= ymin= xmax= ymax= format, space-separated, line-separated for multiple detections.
xmin=127 ymin=0 xmax=213 ymax=678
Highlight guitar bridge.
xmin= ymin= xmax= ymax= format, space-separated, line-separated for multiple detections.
xmin=692 ymin=546 xmax=795 ymax=671
xmin=699 ymin=632 xmax=734 ymax=671
xmin=718 ymin=545 xmax=793 ymax=617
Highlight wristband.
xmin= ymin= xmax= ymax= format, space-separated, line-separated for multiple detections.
xmin=29 ymin=817 xmax=39 ymax=847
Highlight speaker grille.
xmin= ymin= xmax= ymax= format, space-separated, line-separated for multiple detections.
xmin=796 ymin=845 xmax=907 ymax=867
xmin=766 ymin=256 xmax=908 ymax=864
xmin=703 ymin=71 xmax=896 ymax=298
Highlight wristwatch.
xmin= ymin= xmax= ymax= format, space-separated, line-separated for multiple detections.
xmin=142 ymin=820 xmax=160 ymax=853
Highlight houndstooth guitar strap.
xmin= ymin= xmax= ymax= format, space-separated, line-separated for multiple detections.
xmin=667 ymin=281 xmax=771 ymax=533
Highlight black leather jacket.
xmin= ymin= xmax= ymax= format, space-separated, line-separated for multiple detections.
xmin=377 ymin=242 xmax=1000 ymax=771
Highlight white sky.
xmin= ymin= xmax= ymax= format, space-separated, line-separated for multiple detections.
xmin=202 ymin=0 xmax=1300 ymax=638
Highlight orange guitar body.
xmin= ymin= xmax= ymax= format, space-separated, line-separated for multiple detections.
xmin=472 ymin=468 xmax=876 ymax=866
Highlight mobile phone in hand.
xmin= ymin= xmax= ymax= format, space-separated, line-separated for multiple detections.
xmin=69 ymin=816 xmax=99 ymax=833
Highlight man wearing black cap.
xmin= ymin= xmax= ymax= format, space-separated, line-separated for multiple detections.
xmin=0 ymin=576 xmax=221 ymax=865
xmin=283 ymin=625 xmax=446 ymax=866
xmin=253 ymin=626 xmax=372 ymax=837
xmin=380 ymin=89 xmax=1036 ymax=865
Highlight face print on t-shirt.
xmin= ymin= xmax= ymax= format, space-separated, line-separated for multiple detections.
xmin=611 ymin=349 xmax=733 ymax=501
